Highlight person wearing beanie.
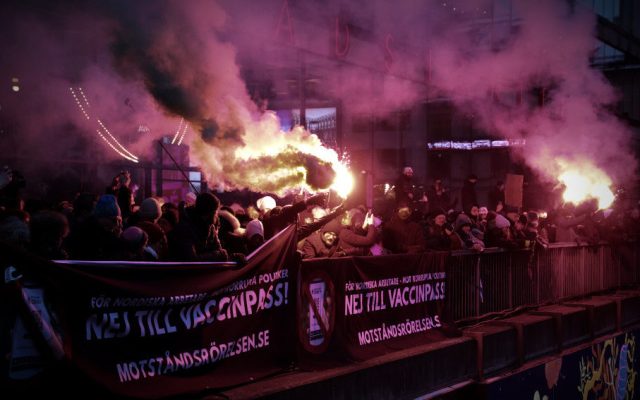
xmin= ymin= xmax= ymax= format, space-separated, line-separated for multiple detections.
xmin=245 ymin=219 xmax=265 ymax=253
xmin=301 ymin=217 xmax=343 ymax=259
xmin=453 ymin=213 xmax=484 ymax=252
xmin=138 ymin=221 xmax=168 ymax=260
xmin=93 ymin=194 xmax=121 ymax=220
xmin=167 ymin=192 xmax=229 ymax=261
xmin=139 ymin=198 xmax=162 ymax=224
xmin=484 ymin=212 xmax=518 ymax=249
xmin=382 ymin=206 xmax=426 ymax=254
xmin=492 ymin=213 xmax=511 ymax=230
xmin=67 ymin=194 xmax=123 ymax=260
xmin=454 ymin=213 xmax=473 ymax=232
xmin=92 ymin=195 xmax=123 ymax=239
xmin=246 ymin=219 xmax=264 ymax=240
xmin=120 ymin=226 xmax=150 ymax=260
xmin=425 ymin=210 xmax=459 ymax=250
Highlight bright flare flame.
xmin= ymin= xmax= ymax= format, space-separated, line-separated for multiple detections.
xmin=197 ymin=112 xmax=355 ymax=198
xmin=331 ymin=162 xmax=354 ymax=198
xmin=557 ymin=161 xmax=614 ymax=209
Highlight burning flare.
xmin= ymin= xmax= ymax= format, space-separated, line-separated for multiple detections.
xmin=191 ymin=111 xmax=353 ymax=198
xmin=557 ymin=160 xmax=614 ymax=209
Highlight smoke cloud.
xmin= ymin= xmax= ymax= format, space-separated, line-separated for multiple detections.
xmin=0 ymin=0 xmax=636 ymax=197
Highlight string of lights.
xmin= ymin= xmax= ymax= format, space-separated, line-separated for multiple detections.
xmin=97 ymin=119 xmax=139 ymax=161
xmin=78 ymin=87 xmax=91 ymax=107
xmin=171 ymin=118 xmax=184 ymax=144
xmin=69 ymin=87 xmax=90 ymax=120
xmin=177 ymin=121 xmax=189 ymax=146
xmin=69 ymin=86 xmax=139 ymax=162
xmin=95 ymin=129 xmax=138 ymax=163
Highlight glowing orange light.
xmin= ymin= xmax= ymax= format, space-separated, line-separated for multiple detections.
xmin=330 ymin=161 xmax=354 ymax=198
xmin=557 ymin=160 xmax=614 ymax=209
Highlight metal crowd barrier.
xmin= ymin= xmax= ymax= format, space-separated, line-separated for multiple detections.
xmin=446 ymin=241 xmax=640 ymax=323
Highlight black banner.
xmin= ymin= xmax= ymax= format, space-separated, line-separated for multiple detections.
xmin=32 ymin=225 xmax=298 ymax=398
xmin=298 ymin=253 xmax=449 ymax=363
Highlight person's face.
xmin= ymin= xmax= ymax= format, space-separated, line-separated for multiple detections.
xmin=434 ymin=214 xmax=446 ymax=226
xmin=470 ymin=206 xmax=479 ymax=217
xmin=398 ymin=207 xmax=411 ymax=220
xmin=462 ymin=225 xmax=471 ymax=234
xmin=322 ymin=231 xmax=337 ymax=246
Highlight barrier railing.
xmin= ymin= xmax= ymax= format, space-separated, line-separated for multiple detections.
xmin=447 ymin=241 xmax=639 ymax=323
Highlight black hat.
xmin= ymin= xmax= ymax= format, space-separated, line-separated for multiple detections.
xmin=195 ymin=193 xmax=220 ymax=215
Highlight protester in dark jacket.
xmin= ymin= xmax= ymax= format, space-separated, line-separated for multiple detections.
xmin=382 ymin=206 xmax=425 ymax=254
xmin=426 ymin=178 xmax=453 ymax=213
xmin=337 ymin=209 xmax=377 ymax=256
xmin=167 ymin=192 xmax=229 ymax=261
xmin=453 ymin=213 xmax=484 ymax=252
xmin=29 ymin=210 xmax=69 ymax=260
xmin=301 ymin=219 xmax=343 ymax=259
xmin=395 ymin=167 xmax=415 ymax=207
xmin=484 ymin=212 xmax=519 ymax=249
xmin=425 ymin=210 xmax=458 ymax=251
xmin=67 ymin=194 xmax=123 ymax=260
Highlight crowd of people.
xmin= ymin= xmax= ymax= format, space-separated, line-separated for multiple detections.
xmin=0 ymin=166 xmax=638 ymax=263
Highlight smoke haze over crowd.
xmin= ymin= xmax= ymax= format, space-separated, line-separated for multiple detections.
xmin=0 ymin=0 xmax=636 ymax=194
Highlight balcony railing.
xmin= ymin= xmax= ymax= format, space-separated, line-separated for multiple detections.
xmin=446 ymin=241 xmax=639 ymax=323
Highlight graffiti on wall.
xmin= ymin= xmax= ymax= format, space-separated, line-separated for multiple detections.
xmin=577 ymin=334 xmax=636 ymax=400
xmin=488 ymin=330 xmax=638 ymax=400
